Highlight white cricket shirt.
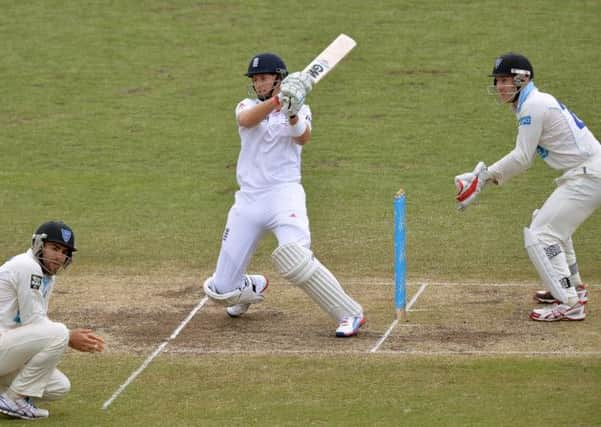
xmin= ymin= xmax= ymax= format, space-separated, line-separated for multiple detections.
xmin=0 ymin=249 xmax=54 ymax=332
xmin=489 ymin=82 xmax=601 ymax=185
xmin=234 ymin=98 xmax=312 ymax=192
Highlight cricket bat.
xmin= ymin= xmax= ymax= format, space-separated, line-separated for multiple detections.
xmin=302 ymin=34 xmax=357 ymax=84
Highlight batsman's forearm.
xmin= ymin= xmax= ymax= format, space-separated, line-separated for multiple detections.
xmin=238 ymin=97 xmax=279 ymax=128
xmin=289 ymin=115 xmax=311 ymax=145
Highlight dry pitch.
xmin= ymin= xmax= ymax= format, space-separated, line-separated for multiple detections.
xmin=51 ymin=271 xmax=601 ymax=357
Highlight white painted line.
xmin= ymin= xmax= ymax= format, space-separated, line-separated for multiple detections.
xmin=369 ymin=283 xmax=428 ymax=353
xmin=359 ymin=281 xmax=600 ymax=289
xmin=166 ymin=348 xmax=601 ymax=357
xmin=101 ymin=296 xmax=209 ymax=410
xmin=373 ymin=350 xmax=601 ymax=356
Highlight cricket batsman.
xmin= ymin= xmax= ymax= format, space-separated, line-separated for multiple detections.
xmin=202 ymin=52 xmax=366 ymax=337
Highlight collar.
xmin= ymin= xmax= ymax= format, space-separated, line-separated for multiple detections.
xmin=26 ymin=248 xmax=53 ymax=278
xmin=516 ymin=81 xmax=536 ymax=112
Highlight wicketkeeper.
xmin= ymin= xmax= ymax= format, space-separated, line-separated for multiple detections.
xmin=203 ymin=53 xmax=366 ymax=337
xmin=455 ymin=53 xmax=600 ymax=321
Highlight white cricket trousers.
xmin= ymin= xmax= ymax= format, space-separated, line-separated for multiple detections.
xmin=529 ymin=169 xmax=601 ymax=282
xmin=213 ymin=183 xmax=311 ymax=294
xmin=0 ymin=321 xmax=70 ymax=399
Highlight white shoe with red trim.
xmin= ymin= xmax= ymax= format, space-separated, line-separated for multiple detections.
xmin=529 ymin=301 xmax=586 ymax=321
xmin=335 ymin=315 xmax=366 ymax=337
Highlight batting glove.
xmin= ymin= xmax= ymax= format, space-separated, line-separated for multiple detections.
xmin=278 ymin=94 xmax=304 ymax=117
xmin=284 ymin=71 xmax=313 ymax=94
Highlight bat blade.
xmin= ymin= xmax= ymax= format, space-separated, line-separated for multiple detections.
xmin=302 ymin=34 xmax=356 ymax=84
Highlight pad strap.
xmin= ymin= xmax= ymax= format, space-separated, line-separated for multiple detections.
xmin=203 ymin=277 xmax=264 ymax=306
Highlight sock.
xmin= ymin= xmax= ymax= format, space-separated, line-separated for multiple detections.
xmin=569 ymin=263 xmax=583 ymax=287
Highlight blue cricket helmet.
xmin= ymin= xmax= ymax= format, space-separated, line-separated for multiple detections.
xmin=245 ymin=53 xmax=288 ymax=79
xmin=33 ymin=220 xmax=77 ymax=254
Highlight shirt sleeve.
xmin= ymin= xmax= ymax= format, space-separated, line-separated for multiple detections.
xmin=15 ymin=267 xmax=48 ymax=325
xmin=488 ymin=102 xmax=544 ymax=185
xmin=235 ymin=98 xmax=252 ymax=119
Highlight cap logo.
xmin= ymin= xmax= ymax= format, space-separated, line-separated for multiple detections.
xmin=494 ymin=57 xmax=503 ymax=71
xmin=61 ymin=228 xmax=72 ymax=243
xmin=252 ymin=57 xmax=259 ymax=68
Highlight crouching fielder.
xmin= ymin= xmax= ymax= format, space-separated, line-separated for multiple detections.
xmin=203 ymin=53 xmax=365 ymax=337
xmin=455 ymin=53 xmax=601 ymax=321
xmin=0 ymin=221 xmax=105 ymax=420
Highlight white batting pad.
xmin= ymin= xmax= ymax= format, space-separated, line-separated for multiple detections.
xmin=523 ymin=227 xmax=577 ymax=305
xmin=203 ymin=277 xmax=264 ymax=306
xmin=272 ymin=242 xmax=362 ymax=321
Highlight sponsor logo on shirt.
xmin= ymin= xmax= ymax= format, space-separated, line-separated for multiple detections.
xmin=518 ymin=115 xmax=531 ymax=126
xmin=30 ymin=274 xmax=43 ymax=290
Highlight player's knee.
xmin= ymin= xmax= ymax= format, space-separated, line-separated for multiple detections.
xmin=296 ymin=238 xmax=311 ymax=250
xmin=42 ymin=373 xmax=70 ymax=401
xmin=48 ymin=322 xmax=70 ymax=349
xmin=272 ymin=241 xmax=318 ymax=285
xmin=526 ymin=224 xmax=562 ymax=247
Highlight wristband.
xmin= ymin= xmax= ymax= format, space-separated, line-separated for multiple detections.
xmin=289 ymin=115 xmax=307 ymax=138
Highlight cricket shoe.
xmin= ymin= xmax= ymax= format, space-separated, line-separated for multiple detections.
xmin=226 ymin=275 xmax=269 ymax=318
xmin=0 ymin=393 xmax=49 ymax=420
xmin=529 ymin=301 xmax=586 ymax=322
xmin=534 ymin=284 xmax=588 ymax=304
xmin=335 ymin=315 xmax=366 ymax=337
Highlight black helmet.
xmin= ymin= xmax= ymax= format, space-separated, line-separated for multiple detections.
xmin=489 ymin=53 xmax=533 ymax=82
xmin=32 ymin=221 xmax=77 ymax=254
xmin=245 ymin=53 xmax=288 ymax=79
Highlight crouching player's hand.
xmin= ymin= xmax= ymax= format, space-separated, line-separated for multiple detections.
xmin=69 ymin=328 xmax=105 ymax=353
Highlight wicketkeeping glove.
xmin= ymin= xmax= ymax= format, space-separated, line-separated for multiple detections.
xmin=455 ymin=161 xmax=489 ymax=211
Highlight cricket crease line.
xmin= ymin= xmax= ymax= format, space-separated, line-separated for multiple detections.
xmin=167 ymin=348 xmax=601 ymax=357
xmin=363 ymin=281 xmax=600 ymax=288
xmin=368 ymin=282 xmax=428 ymax=353
xmin=101 ymin=295 xmax=209 ymax=410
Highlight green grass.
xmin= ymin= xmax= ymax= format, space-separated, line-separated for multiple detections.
xmin=2 ymin=0 xmax=600 ymax=280
xmin=45 ymin=354 xmax=601 ymax=427
xmin=1 ymin=0 xmax=601 ymax=425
